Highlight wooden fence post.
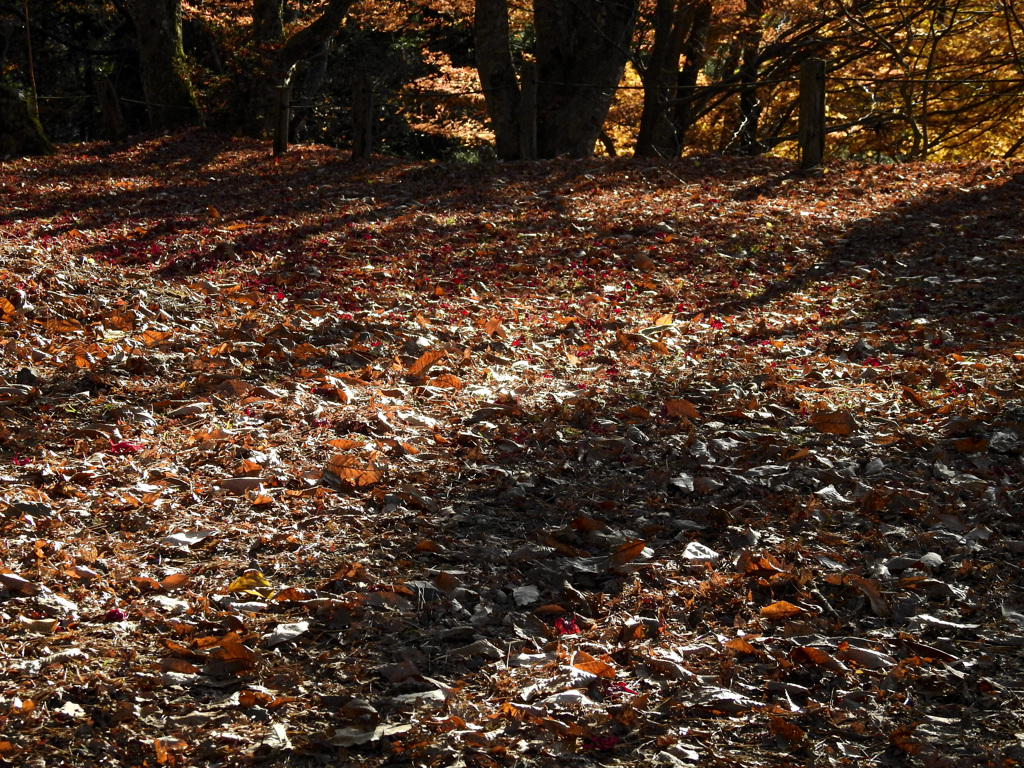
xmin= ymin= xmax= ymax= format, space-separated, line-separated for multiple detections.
xmin=273 ymin=84 xmax=291 ymax=157
xmin=518 ymin=62 xmax=537 ymax=160
xmin=351 ymin=72 xmax=373 ymax=160
xmin=799 ymin=58 xmax=826 ymax=169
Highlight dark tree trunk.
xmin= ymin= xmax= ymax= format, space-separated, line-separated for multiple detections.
xmin=669 ymin=0 xmax=712 ymax=148
xmin=534 ymin=0 xmax=639 ymax=158
xmin=474 ymin=0 xmax=520 ymax=159
xmin=253 ymin=0 xmax=285 ymax=45
xmin=133 ymin=0 xmax=199 ymax=131
xmin=0 ymin=83 xmax=52 ymax=156
xmin=249 ymin=0 xmax=355 ymax=137
xmin=737 ymin=0 xmax=764 ymax=154
xmin=636 ymin=0 xmax=702 ymax=157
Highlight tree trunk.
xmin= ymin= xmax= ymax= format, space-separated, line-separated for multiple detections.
xmin=534 ymin=0 xmax=639 ymax=158
xmin=636 ymin=0 xmax=700 ymax=157
xmin=670 ymin=0 xmax=712 ymax=147
xmin=249 ymin=0 xmax=355 ymax=138
xmin=736 ymin=0 xmax=764 ymax=154
xmin=474 ymin=0 xmax=520 ymax=159
xmin=133 ymin=0 xmax=199 ymax=131
xmin=0 ymin=83 xmax=52 ymax=156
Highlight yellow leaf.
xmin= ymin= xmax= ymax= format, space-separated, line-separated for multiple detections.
xmin=227 ymin=570 xmax=273 ymax=597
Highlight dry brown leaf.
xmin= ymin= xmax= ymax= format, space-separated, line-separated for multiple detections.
xmin=611 ymin=539 xmax=646 ymax=565
xmin=140 ymin=329 xmax=172 ymax=347
xmin=954 ymin=437 xmax=987 ymax=453
xmin=428 ymin=373 xmax=463 ymax=390
xmin=723 ymin=637 xmax=758 ymax=654
xmin=890 ymin=727 xmax=923 ymax=755
xmin=770 ymin=716 xmax=806 ymax=745
xmin=327 ymin=438 xmax=364 ymax=451
xmin=665 ymin=398 xmax=699 ymax=419
xmin=570 ymin=515 xmax=607 ymax=532
xmin=901 ymin=386 xmax=928 ymax=408
xmin=810 ymin=409 xmax=857 ymax=435
xmin=760 ymin=600 xmax=801 ymax=619
xmin=572 ymin=650 xmax=616 ymax=678
xmin=326 ymin=454 xmax=382 ymax=487
xmin=407 ymin=349 xmax=446 ymax=379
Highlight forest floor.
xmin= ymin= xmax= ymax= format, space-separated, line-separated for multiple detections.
xmin=1 ymin=130 xmax=1023 ymax=768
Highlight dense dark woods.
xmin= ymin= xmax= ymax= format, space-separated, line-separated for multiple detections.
xmin=1 ymin=2 xmax=1024 ymax=768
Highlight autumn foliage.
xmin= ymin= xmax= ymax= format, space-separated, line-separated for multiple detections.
xmin=4 ymin=0 xmax=1024 ymax=159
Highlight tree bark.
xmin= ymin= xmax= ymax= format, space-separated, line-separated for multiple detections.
xmin=250 ymin=0 xmax=355 ymax=137
xmin=636 ymin=0 xmax=700 ymax=157
xmin=670 ymin=0 xmax=712 ymax=147
xmin=474 ymin=0 xmax=521 ymax=159
xmin=0 ymin=83 xmax=52 ymax=156
xmin=737 ymin=0 xmax=765 ymax=154
xmin=133 ymin=0 xmax=199 ymax=131
xmin=534 ymin=0 xmax=639 ymax=158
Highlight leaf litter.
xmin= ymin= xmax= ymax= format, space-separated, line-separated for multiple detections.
xmin=0 ymin=132 xmax=1023 ymax=766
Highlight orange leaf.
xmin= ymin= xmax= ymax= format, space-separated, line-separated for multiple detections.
xmin=665 ymin=398 xmax=699 ymax=419
xmin=724 ymin=637 xmax=758 ymax=654
xmin=573 ymin=650 xmax=616 ymax=678
xmin=954 ymin=437 xmax=987 ymax=453
xmin=890 ymin=727 xmax=923 ymax=755
xmin=141 ymin=329 xmax=172 ymax=347
xmin=533 ymin=603 xmax=568 ymax=615
xmin=654 ymin=313 xmax=674 ymax=326
xmin=327 ymin=438 xmax=364 ymax=451
xmin=760 ymin=600 xmax=801 ymax=619
xmin=407 ymin=349 xmax=446 ymax=379
xmin=810 ymin=409 xmax=856 ymax=435
xmin=611 ymin=539 xmax=646 ymax=565
xmin=428 ymin=373 xmax=463 ymax=390
xmin=326 ymin=454 xmax=382 ymax=487
xmin=483 ymin=317 xmax=502 ymax=336
xmin=770 ymin=716 xmax=806 ymax=745
xmin=901 ymin=386 xmax=928 ymax=408
xmin=570 ymin=515 xmax=607 ymax=532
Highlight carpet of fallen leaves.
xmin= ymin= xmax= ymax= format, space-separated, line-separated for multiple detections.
xmin=1 ymin=130 xmax=1024 ymax=768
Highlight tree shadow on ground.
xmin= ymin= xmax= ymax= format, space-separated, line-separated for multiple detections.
xmin=3 ymin=142 xmax=1024 ymax=766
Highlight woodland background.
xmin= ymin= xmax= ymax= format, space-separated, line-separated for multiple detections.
xmin=3 ymin=0 xmax=1024 ymax=161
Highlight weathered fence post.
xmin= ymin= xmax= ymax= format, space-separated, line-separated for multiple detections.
xmin=518 ymin=62 xmax=537 ymax=160
xmin=799 ymin=58 xmax=826 ymax=169
xmin=273 ymin=84 xmax=291 ymax=157
xmin=351 ymin=72 xmax=373 ymax=160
